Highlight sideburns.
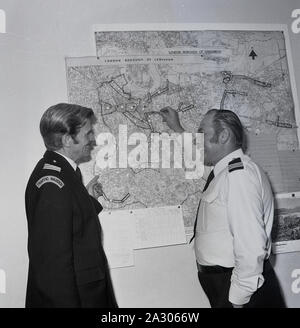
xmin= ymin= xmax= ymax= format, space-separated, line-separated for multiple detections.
xmin=71 ymin=135 xmax=79 ymax=144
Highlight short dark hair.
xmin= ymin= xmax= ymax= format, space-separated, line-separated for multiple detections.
xmin=40 ymin=103 xmax=96 ymax=151
xmin=206 ymin=109 xmax=244 ymax=147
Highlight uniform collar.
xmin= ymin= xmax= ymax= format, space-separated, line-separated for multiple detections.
xmin=43 ymin=150 xmax=77 ymax=172
xmin=213 ymin=148 xmax=244 ymax=176
xmin=54 ymin=151 xmax=77 ymax=171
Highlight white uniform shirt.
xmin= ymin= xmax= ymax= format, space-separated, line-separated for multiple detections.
xmin=194 ymin=148 xmax=274 ymax=305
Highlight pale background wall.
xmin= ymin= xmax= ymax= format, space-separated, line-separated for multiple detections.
xmin=0 ymin=0 xmax=299 ymax=308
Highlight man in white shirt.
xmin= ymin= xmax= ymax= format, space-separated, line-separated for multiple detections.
xmin=160 ymin=107 xmax=285 ymax=308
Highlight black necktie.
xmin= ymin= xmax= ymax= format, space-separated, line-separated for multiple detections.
xmin=75 ymin=166 xmax=82 ymax=183
xmin=190 ymin=169 xmax=215 ymax=243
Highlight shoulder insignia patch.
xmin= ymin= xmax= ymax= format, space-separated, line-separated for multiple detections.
xmin=228 ymin=157 xmax=244 ymax=173
xmin=43 ymin=163 xmax=61 ymax=172
xmin=36 ymin=176 xmax=64 ymax=189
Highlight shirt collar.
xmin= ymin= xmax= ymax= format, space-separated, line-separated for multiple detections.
xmin=213 ymin=148 xmax=244 ymax=176
xmin=54 ymin=151 xmax=77 ymax=171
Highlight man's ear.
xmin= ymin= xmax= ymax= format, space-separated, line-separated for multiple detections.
xmin=61 ymin=134 xmax=73 ymax=148
xmin=219 ymin=128 xmax=230 ymax=144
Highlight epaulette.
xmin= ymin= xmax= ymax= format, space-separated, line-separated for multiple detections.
xmin=43 ymin=163 xmax=61 ymax=172
xmin=228 ymin=157 xmax=244 ymax=173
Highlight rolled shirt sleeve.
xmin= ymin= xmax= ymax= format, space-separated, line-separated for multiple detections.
xmin=227 ymin=167 xmax=269 ymax=305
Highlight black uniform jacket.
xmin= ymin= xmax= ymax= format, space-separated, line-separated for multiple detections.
xmin=25 ymin=151 xmax=117 ymax=308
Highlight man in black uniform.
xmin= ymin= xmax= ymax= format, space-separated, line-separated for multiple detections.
xmin=25 ymin=103 xmax=117 ymax=308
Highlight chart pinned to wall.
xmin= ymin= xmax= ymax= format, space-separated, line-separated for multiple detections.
xmin=272 ymin=193 xmax=300 ymax=254
xmin=99 ymin=205 xmax=186 ymax=269
xmin=66 ymin=23 xmax=300 ymax=234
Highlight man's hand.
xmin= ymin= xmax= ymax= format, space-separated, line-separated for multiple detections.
xmin=160 ymin=106 xmax=185 ymax=133
xmin=232 ymin=303 xmax=244 ymax=308
xmin=86 ymin=175 xmax=104 ymax=199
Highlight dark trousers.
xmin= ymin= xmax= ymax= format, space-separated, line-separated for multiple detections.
xmin=197 ymin=260 xmax=286 ymax=308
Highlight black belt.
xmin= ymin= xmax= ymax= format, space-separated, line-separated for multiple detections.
xmin=197 ymin=258 xmax=271 ymax=274
xmin=197 ymin=262 xmax=233 ymax=274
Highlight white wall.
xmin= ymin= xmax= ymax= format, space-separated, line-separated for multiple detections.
xmin=0 ymin=0 xmax=299 ymax=307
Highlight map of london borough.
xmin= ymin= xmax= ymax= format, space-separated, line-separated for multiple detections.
xmin=66 ymin=29 xmax=298 ymax=232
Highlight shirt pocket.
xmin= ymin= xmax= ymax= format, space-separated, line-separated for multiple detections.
xmin=201 ymin=189 xmax=228 ymax=233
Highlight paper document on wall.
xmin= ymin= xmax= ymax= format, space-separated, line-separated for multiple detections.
xmin=132 ymin=205 xmax=187 ymax=249
xmin=272 ymin=195 xmax=300 ymax=254
xmin=99 ymin=205 xmax=187 ymax=267
xmin=246 ymin=132 xmax=284 ymax=193
xmin=99 ymin=210 xmax=135 ymax=268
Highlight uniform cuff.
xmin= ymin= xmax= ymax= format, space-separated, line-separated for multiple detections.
xmin=229 ymin=283 xmax=252 ymax=305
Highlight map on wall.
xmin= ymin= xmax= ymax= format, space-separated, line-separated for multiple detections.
xmin=66 ymin=26 xmax=299 ymax=233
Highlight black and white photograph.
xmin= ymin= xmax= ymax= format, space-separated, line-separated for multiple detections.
xmin=0 ymin=0 xmax=300 ymax=315
xmin=272 ymin=194 xmax=300 ymax=253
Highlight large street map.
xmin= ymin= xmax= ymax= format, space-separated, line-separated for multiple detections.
xmin=66 ymin=29 xmax=299 ymax=232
